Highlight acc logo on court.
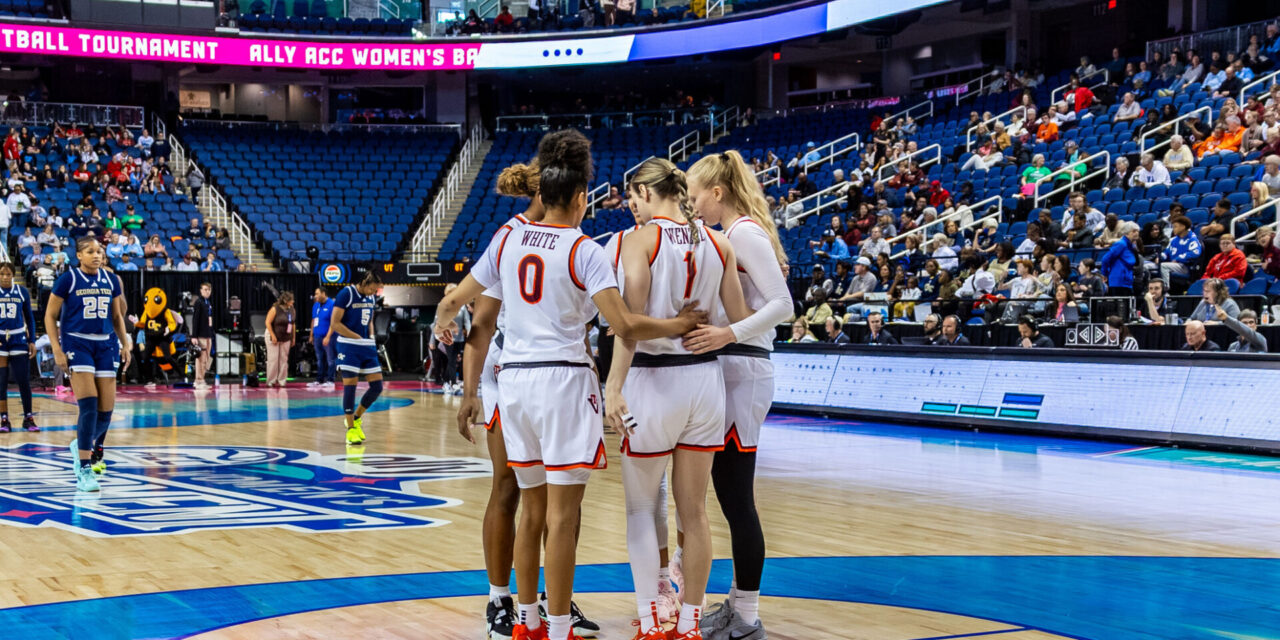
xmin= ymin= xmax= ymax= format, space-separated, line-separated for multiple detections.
xmin=0 ymin=444 xmax=491 ymax=537
xmin=321 ymin=263 xmax=349 ymax=284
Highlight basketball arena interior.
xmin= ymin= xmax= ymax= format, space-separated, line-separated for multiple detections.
xmin=1 ymin=0 xmax=1280 ymax=638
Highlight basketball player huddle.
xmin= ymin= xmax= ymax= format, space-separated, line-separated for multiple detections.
xmin=434 ymin=129 xmax=792 ymax=640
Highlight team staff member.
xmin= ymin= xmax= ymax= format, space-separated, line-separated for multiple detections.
xmin=309 ymin=287 xmax=335 ymax=390
xmin=191 ymin=282 xmax=214 ymax=389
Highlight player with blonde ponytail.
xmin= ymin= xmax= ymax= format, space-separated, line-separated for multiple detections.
xmin=680 ymin=149 xmax=794 ymax=640
xmin=604 ymin=156 xmax=753 ymax=640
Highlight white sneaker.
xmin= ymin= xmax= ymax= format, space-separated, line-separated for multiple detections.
xmin=320 ymin=382 xmax=335 ymax=391
xmin=144 ymin=382 xmax=157 ymax=390
xmin=306 ymin=381 xmax=320 ymax=389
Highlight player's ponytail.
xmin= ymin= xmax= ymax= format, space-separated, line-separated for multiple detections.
xmin=496 ymin=158 xmax=540 ymax=198
xmin=628 ymin=157 xmax=699 ymax=246
xmin=689 ymin=149 xmax=786 ymax=266
xmin=536 ymin=129 xmax=593 ymax=211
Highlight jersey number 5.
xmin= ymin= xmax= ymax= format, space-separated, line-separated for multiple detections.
xmin=518 ymin=255 xmax=544 ymax=304
xmin=682 ymin=251 xmax=698 ymax=299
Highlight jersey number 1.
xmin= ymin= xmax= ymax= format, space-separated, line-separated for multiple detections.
xmin=518 ymin=255 xmax=544 ymax=304
xmin=682 ymin=251 xmax=697 ymax=299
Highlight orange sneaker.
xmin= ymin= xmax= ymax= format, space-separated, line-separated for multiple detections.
xmin=513 ymin=624 xmax=549 ymax=640
xmin=633 ymin=625 xmax=667 ymax=640
xmin=666 ymin=629 xmax=702 ymax=640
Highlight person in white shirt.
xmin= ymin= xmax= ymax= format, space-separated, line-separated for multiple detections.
xmin=137 ymin=129 xmax=154 ymax=155
xmin=1113 ymin=93 xmax=1142 ymax=122
xmin=859 ymin=226 xmax=890 ymax=259
xmin=1052 ymin=102 xmax=1076 ymax=127
xmin=5 ymin=184 xmax=31 ymax=215
xmin=930 ymin=233 xmax=958 ymax=271
xmin=1131 ymin=153 xmax=1171 ymax=187
xmin=1163 ymin=134 xmax=1195 ymax=172
xmin=175 ymin=254 xmax=200 ymax=272
xmin=1007 ymin=112 xmax=1027 ymax=138
xmin=1062 ymin=192 xmax=1105 ymax=234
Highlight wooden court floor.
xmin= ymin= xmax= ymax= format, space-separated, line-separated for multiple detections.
xmin=0 ymin=384 xmax=1278 ymax=639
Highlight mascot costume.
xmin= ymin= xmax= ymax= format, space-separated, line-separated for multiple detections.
xmin=136 ymin=287 xmax=179 ymax=384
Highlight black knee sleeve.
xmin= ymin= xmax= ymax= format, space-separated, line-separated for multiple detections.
xmin=712 ymin=448 xmax=766 ymax=591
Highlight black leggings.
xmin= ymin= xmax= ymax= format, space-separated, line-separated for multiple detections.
xmin=711 ymin=446 xmax=765 ymax=592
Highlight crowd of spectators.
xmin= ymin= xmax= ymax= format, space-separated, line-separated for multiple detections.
xmin=777 ymin=28 xmax=1280 ymax=351
xmin=2 ymin=124 xmax=243 ymax=296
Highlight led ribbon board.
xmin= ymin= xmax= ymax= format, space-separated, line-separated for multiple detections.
xmin=0 ymin=0 xmax=943 ymax=70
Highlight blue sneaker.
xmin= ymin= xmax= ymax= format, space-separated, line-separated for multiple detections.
xmin=75 ymin=463 xmax=100 ymax=492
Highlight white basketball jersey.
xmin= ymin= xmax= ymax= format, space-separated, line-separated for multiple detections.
xmin=482 ymin=213 xmax=530 ymax=363
xmin=621 ymin=216 xmax=725 ymax=356
xmin=471 ymin=221 xmax=617 ymax=366
xmin=722 ymin=216 xmax=777 ymax=351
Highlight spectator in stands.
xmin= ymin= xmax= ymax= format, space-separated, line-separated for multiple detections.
xmin=828 ymin=260 xmax=856 ymax=301
xmin=933 ymin=315 xmax=970 ymax=346
xmin=601 ymin=186 xmax=623 ymax=210
xmin=1196 ymin=120 xmax=1241 ymax=158
xmin=1160 ymin=215 xmax=1203 ymax=284
xmin=929 ymin=233 xmax=958 ymax=272
xmin=137 ymin=129 xmax=154 ymax=157
xmin=973 ymin=218 xmax=999 ymax=256
xmin=1071 ymin=81 xmax=1096 ymax=117
xmin=123 ymin=204 xmax=144 ymax=231
xmin=16 ymin=227 xmax=35 ymax=252
xmin=1200 ymin=199 xmax=1234 ymax=258
xmin=123 ymin=234 xmax=143 ymax=259
xmin=1132 ymin=109 xmax=1171 ymax=146
xmin=961 ymin=137 xmax=1004 ymax=172
xmin=176 ymin=253 xmax=199 ymax=272
xmin=1223 ymin=308 xmax=1268 ymax=352
xmin=116 ymin=254 xmax=138 ymax=272
xmin=203 ymin=251 xmax=224 ymax=272
xmin=1189 ymin=278 xmax=1238 ymax=323
xmin=185 ymin=218 xmax=204 ymax=249
xmin=1102 ymin=157 xmax=1131 ymax=192
xmin=1114 ymin=92 xmax=1142 ymax=123
xmin=1044 ymin=282 xmax=1080 ymax=324
xmin=1216 ymin=65 xmax=1243 ymax=98
xmin=856 ymin=310 xmax=896 ymax=345
xmin=790 ymin=172 xmax=817 ymax=199
xmin=35 ymin=224 xmax=58 ymax=251
xmin=1163 ymin=135 xmax=1195 ymax=172
xmin=5 ymin=184 xmax=30 ymax=217
xmin=805 ymin=265 xmax=832 ymax=306
xmin=1063 ymin=192 xmax=1105 ymax=233
xmin=1056 ymin=210 xmax=1094 ymax=249
xmin=801 ymin=142 xmax=822 ymax=167
xmin=1131 ymin=152 xmax=1171 ymax=188
xmin=785 ymin=317 xmax=817 ymax=343
xmin=1256 ymin=227 xmax=1280 ymax=278
xmin=494 ymin=5 xmax=515 ymax=31
xmin=1202 ymin=235 xmax=1247 ymax=281
xmin=956 ymin=254 xmax=996 ymax=304
xmin=1181 ymin=320 xmax=1221 ymax=352
xmin=1076 ymin=56 xmax=1096 ymax=79
xmin=812 ymin=229 xmax=850 ymax=271
xmin=1258 ymin=156 xmax=1280 ymax=192
xmin=858 ymin=226 xmax=890 ymax=260
xmin=1163 ymin=54 xmax=1204 ymax=96
xmin=1202 ymin=62 xmax=1227 ymax=93
xmin=1099 ymin=221 xmax=1141 ymax=298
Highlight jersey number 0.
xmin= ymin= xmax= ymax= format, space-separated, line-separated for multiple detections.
xmin=518 ymin=255 xmax=544 ymax=304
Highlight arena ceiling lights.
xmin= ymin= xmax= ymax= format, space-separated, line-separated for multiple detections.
xmin=0 ymin=0 xmax=944 ymax=71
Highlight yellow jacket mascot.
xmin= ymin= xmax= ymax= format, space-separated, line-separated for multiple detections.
xmin=136 ymin=287 xmax=178 ymax=380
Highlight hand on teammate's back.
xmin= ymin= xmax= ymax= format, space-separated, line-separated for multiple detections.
xmin=682 ymin=323 xmax=736 ymax=354
xmin=676 ymin=302 xmax=709 ymax=333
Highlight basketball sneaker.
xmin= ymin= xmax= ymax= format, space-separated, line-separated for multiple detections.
xmin=346 ymin=417 xmax=366 ymax=445
xmin=658 ymin=581 xmax=681 ymax=623
xmin=670 ymin=558 xmax=684 ymax=599
xmin=0 ymin=416 xmax=10 ymax=433
xmin=538 ymin=594 xmax=600 ymax=638
xmin=91 ymin=446 xmax=106 ymax=475
xmin=633 ymin=625 xmax=667 ymax=640
xmin=487 ymin=596 xmax=517 ymax=640
xmin=512 ymin=624 xmax=548 ymax=640
xmin=705 ymin=610 xmax=766 ymax=640
xmin=75 ymin=463 xmax=100 ymax=492
xmin=23 ymin=417 xmax=39 ymax=432
xmin=665 ymin=629 xmax=702 ymax=640
xmin=699 ymin=600 xmax=732 ymax=635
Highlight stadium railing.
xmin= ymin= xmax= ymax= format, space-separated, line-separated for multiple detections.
xmin=1147 ymin=16 xmax=1276 ymax=61
xmin=1032 ymin=149 xmax=1111 ymax=208
xmin=966 ymin=105 xmax=1029 ymax=152
xmin=408 ymin=123 xmax=483 ymax=259
xmin=803 ymin=131 xmax=861 ymax=172
xmin=756 ymin=164 xmax=781 ymax=188
xmin=1138 ymin=105 xmax=1213 ymax=156
xmin=1 ymin=100 xmax=144 ymax=128
xmin=669 ymin=129 xmax=702 ymax=164
xmin=1231 ymin=197 xmax=1280 ymax=242
xmin=495 ymin=108 xmax=713 ymax=132
xmin=1049 ymin=68 xmax=1109 ymax=107
xmin=887 ymin=195 xmax=1003 ymax=260
xmin=875 ymin=143 xmax=943 ymax=182
xmin=1241 ymin=68 xmax=1280 ymax=104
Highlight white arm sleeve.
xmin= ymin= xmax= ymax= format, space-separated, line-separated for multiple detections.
xmin=728 ymin=228 xmax=794 ymax=343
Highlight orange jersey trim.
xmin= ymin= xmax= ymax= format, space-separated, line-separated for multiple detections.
xmin=725 ymin=424 xmax=757 ymax=453
xmin=706 ymin=230 xmax=727 ymax=267
xmin=568 ymin=236 xmax=588 ymax=291
xmin=545 ymin=441 xmax=608 ymax=471
xmin=485 ymin=407 xmax=501 ymax=432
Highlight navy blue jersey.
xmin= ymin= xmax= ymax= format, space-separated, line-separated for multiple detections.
xmin=0 ymin=285 xmax=36 ymax=341
xmin=51 ymin=268 xmax=120 ymax=337
xmin=333 ymin=285 xmax=375 ymax=344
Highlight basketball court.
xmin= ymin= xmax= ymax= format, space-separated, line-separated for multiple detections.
xmin=0 ymin=384 xmax=1276 ymax=639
